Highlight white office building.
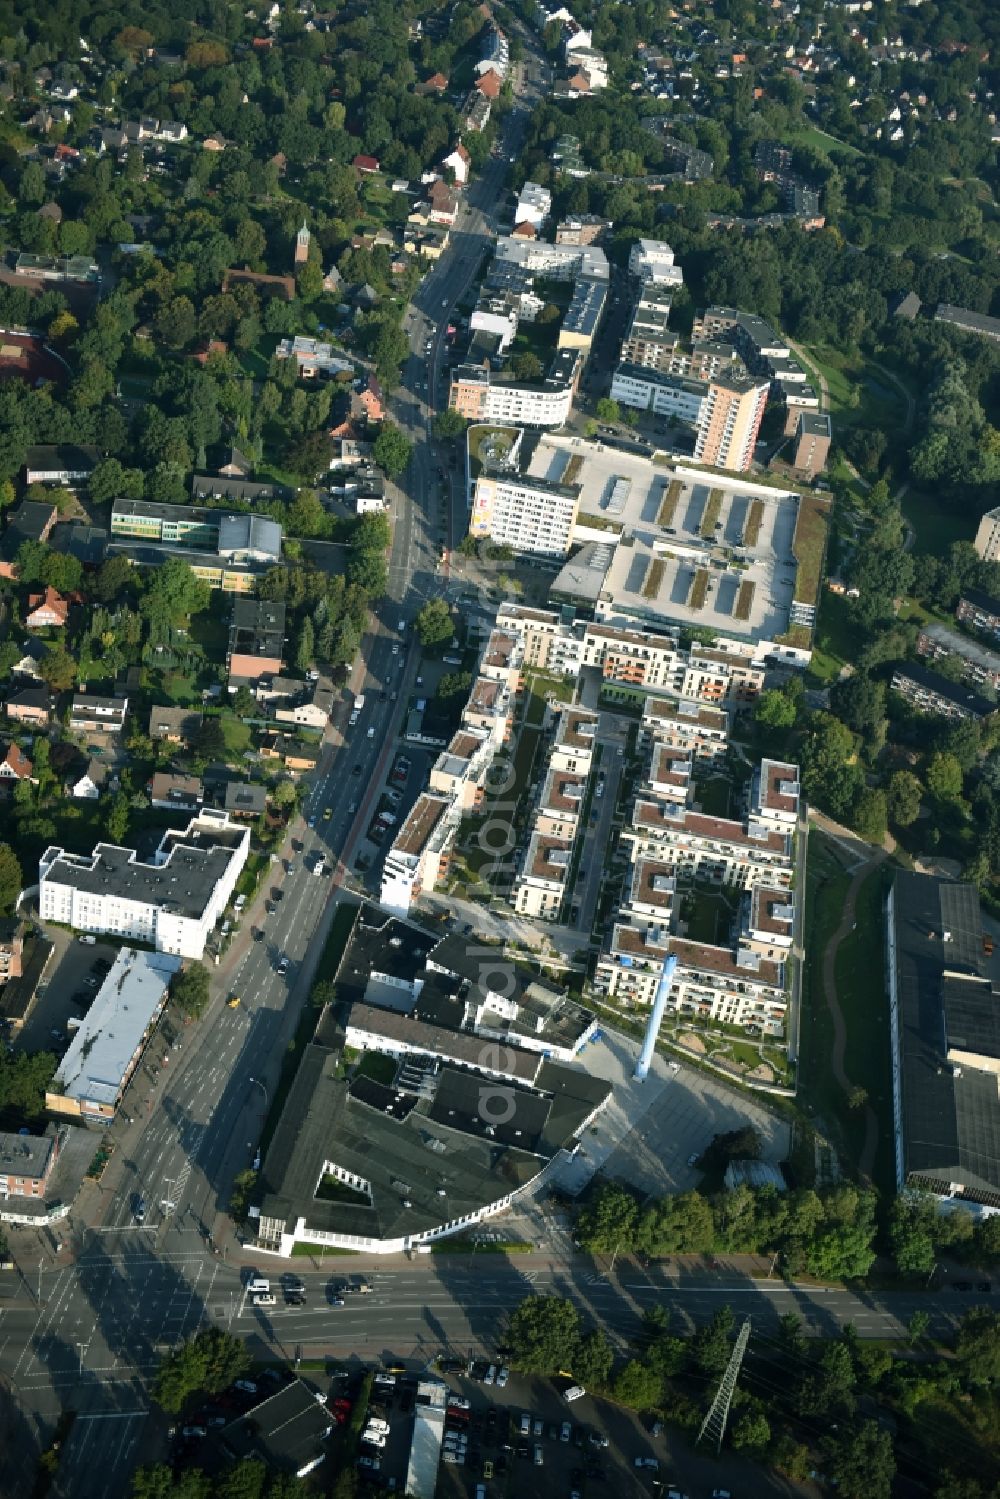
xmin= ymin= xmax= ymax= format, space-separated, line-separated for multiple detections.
xmin=39 ymin=811 xmax=249 ymax=959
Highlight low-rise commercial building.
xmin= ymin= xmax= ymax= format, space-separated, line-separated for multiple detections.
xmin=45 ymin=948 xmax=181 ymax=1124
xmin=887 ymin=872 xmax=1000 ymax=1212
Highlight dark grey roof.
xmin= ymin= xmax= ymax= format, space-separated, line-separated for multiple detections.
xmin=191 ymin=473 xmax=291 ymax=502
xmin=960 ymin=587 xmax=1000 ymax=619
xmin=49 ymin=522 xmax=108 ymax=565
xmin=42 ymin=822 xmax=245 ymax=920
xmin=891 ymin=659 xmax=994 ymax=717
xmin=228 ymin=597 xmax=286 ymax=662
xmin=334 ymin=907 xmax=438 ymax=1004
xmin=214 ymin=1379 xmax=331 ymax=1476
xmin=258 ymin=1043 xmax=546 ymax=1243
xmin=24 ymin=444 xmax=99 ymax=473
xmin=890 ymin=871 xmax=1000 ymax=1204
xmin=934 ymin=304 xmax=1000 ymax=340
xmin=223 ymin=781 xmax=266 ymax=814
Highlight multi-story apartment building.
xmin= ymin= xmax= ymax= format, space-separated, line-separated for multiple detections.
xmin=461 ymin=675 xmax=515 ymax=746
xmin=534 ymin=767 xmax=588 ymax=839
xmin=957 ymin=588 xmax=1000 ymax=640
xmin=380 ymin=793 xmax=459 ymax=917
xmin=470 ymin=472 xmax=581 ymax=556
xmin=628 ymin=239 xmax=684 ymax=286
xmin=610 ymin=364 xmax=707 ymax=423
xmin=513 ymin=832 xmax=575 ymax=919
xmin=428 ymin=729 xmax=494 ymax=812
xmin=890 ymin=661 xmax=994 ymax=722
xmin=645 ymin=746 xmax=693 ymax=805
xmin=641 ymin=695 xmax=730 ymax=761
xmin=917 ymin=623 xmax=1000 ymax=692
xmin=751 ymin=759 xmax=801 ymax=832
xmin=693 ymin=373 xmax=769 ymax=473
xmin=625 ymin=800 xmax=794 ymax=890
xmin=0 ymin=1127 xmax=59 ymax=1199
xmin=740 ymin=883 xmax=795 ymax=961
xmin=495 ymin=603 xmax=585 ymax=678
xmin=549 ymin=706 xmax=599 ymax=775
xmin=515 ymin=181 xmax=552 ymax=229
xmin=479 ymin=628 xmax=524 ymax=690
xmin=39 ymin=811 xmax=249 ymax=959
xmin=448 ymin=351 xmax=580 ymax=428
xmin=791 ymin=411 xmax=832 ymax=477
xmin=973 ymin=506 xmax=1000 ymax=563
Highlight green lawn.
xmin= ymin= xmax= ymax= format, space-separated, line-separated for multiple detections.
xmin=798 ymin=831 xmax=893 ymax=1192
xmin=807 ymin=589 xmax=864 ymax=685
xmin=313 ymin=902 xmax=360 ymax=986
xmin=783 ymin=124 xmax=861 ymax=158
xmin=901 ymin=487 xmax=975 ymax=556
xmin=802 ymin=343 xmax=908 ymax=436
xmin=834 ymin=863 xmax=895 ymax=1197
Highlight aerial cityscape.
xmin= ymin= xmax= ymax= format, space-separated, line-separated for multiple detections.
xmin=0 ymin=1 xmax=998 ymax=1498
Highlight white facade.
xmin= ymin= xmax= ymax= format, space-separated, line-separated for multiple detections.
xmin=515 ymin=181 xmax=552 ymax=229
xmin=39 ymin=811 xmax=249 ymax=959
xmin=628 ymin=239 xmax=684 ymax=286
xmin=611 ymin=365 xmax=707 ymax=421
xmin=470 ymin=473 xmax=579 ymax=556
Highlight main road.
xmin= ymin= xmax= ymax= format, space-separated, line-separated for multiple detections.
xmin=0 ymin=34 xmax=552 ymax=1499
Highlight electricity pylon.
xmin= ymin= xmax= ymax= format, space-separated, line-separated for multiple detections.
xmin=696 ymin=1316 xmax=751 ymax=1453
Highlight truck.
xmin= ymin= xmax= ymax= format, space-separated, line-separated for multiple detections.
xmin=354 ymin=694 xmax=366 ymax=711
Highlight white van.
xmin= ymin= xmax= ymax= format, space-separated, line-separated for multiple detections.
xmin=246 ymin=1277 xmax=269 ymax=1296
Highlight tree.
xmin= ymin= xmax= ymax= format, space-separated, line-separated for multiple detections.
xmin=512 ymin=350 xmax=542 ymax=381
xmin=887 ymin=770 xmax=922 ymax=827
xmin=105 ymin=794 xmax=130 ymax=846
xmin=612 ymin=1359 xmax=663 ymax=1409
xmin=152 ymin=1328 xmax=249 ymax=1415
xmin=907 ymin=1309 xmax=930 ymax=1345
xmin=196 ymin=718 xmax=227 ymax=761
xmin=805 ymin=1222 xmax=877 ymax=1281
xmin=373 ymin=424 xmax=412 ymax=477
xmin=926 ymin=751 xmax=964 ymax=802
xmin=637 ymin=1192 xmax=715 ymax=1256
xmin=92 ymin=555 xmax=135 ymax=605
xmin=731 ymin=1408 xmax=771 ymax=1458
xmin=576 ymin=1181 xmax=639 ymax=1254
xmin=889 ymin=1195 xmax=937 ymax=1277
xmin=171 ymin=964 xmax=211 ymax=1021
xmin=595 ymin=398 xmax=620 ymax=423
xmin=295 ymin=618 xmax=315 ymax=673
xmin=155 ymin=296 xmax=197 ymax=350
xmin=506 ymin=1295 xmax=580 ymax=1374
xmin=573 ymin=1329 xmax=614 ymax=1390
xmin=39 ymin=645 xmax=77 ymax=693
xmin=823 ymin=1420 xmax=895 ymax=1499
xmin=142 ymin=558 xmax=210 ymax=624
xmin=690 ymin=1306 xmax=735 ymax=1376
xmin=415 ymin=599 xmax=452 ymax=650
xmin=0 ymin=1050 xmax=57 ymax=1125
xmin=851 ymin=787 xmax=887 ymax=843
xmin=0 ymin=844 xmax=22 ymax=914
xmin=754 ymin=688 xmax=797 ymax=730
xmin=954 ymin=1308 xmax=1000 ymax=1387
xmin=433 ymin=409 xmax=467 ymax=440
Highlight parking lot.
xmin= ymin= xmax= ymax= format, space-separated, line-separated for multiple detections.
xmin=12 ymin=931 xmax=118 ymax=1056
xmin=421 ymin=1362 xmax=812 ymax=1499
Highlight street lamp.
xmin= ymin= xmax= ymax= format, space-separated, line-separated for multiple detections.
xmin=248 ymin=1076 xmax=268 ymax=1109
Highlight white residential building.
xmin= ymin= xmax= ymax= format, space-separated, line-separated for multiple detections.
xmin=628 ymin=239 xmax=684 ymax=286
xmin=39 ymin=811 xmax=249 ymax=960
xmin=611 ymin=364 xmax=707 ymax=422
xmin=380 ymin=794 xmax=459 ymax=916
xmin=515 ymin=181 xmax=552 ymax=230
xmin=470 ymin=471 xmax=580 ymax=556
